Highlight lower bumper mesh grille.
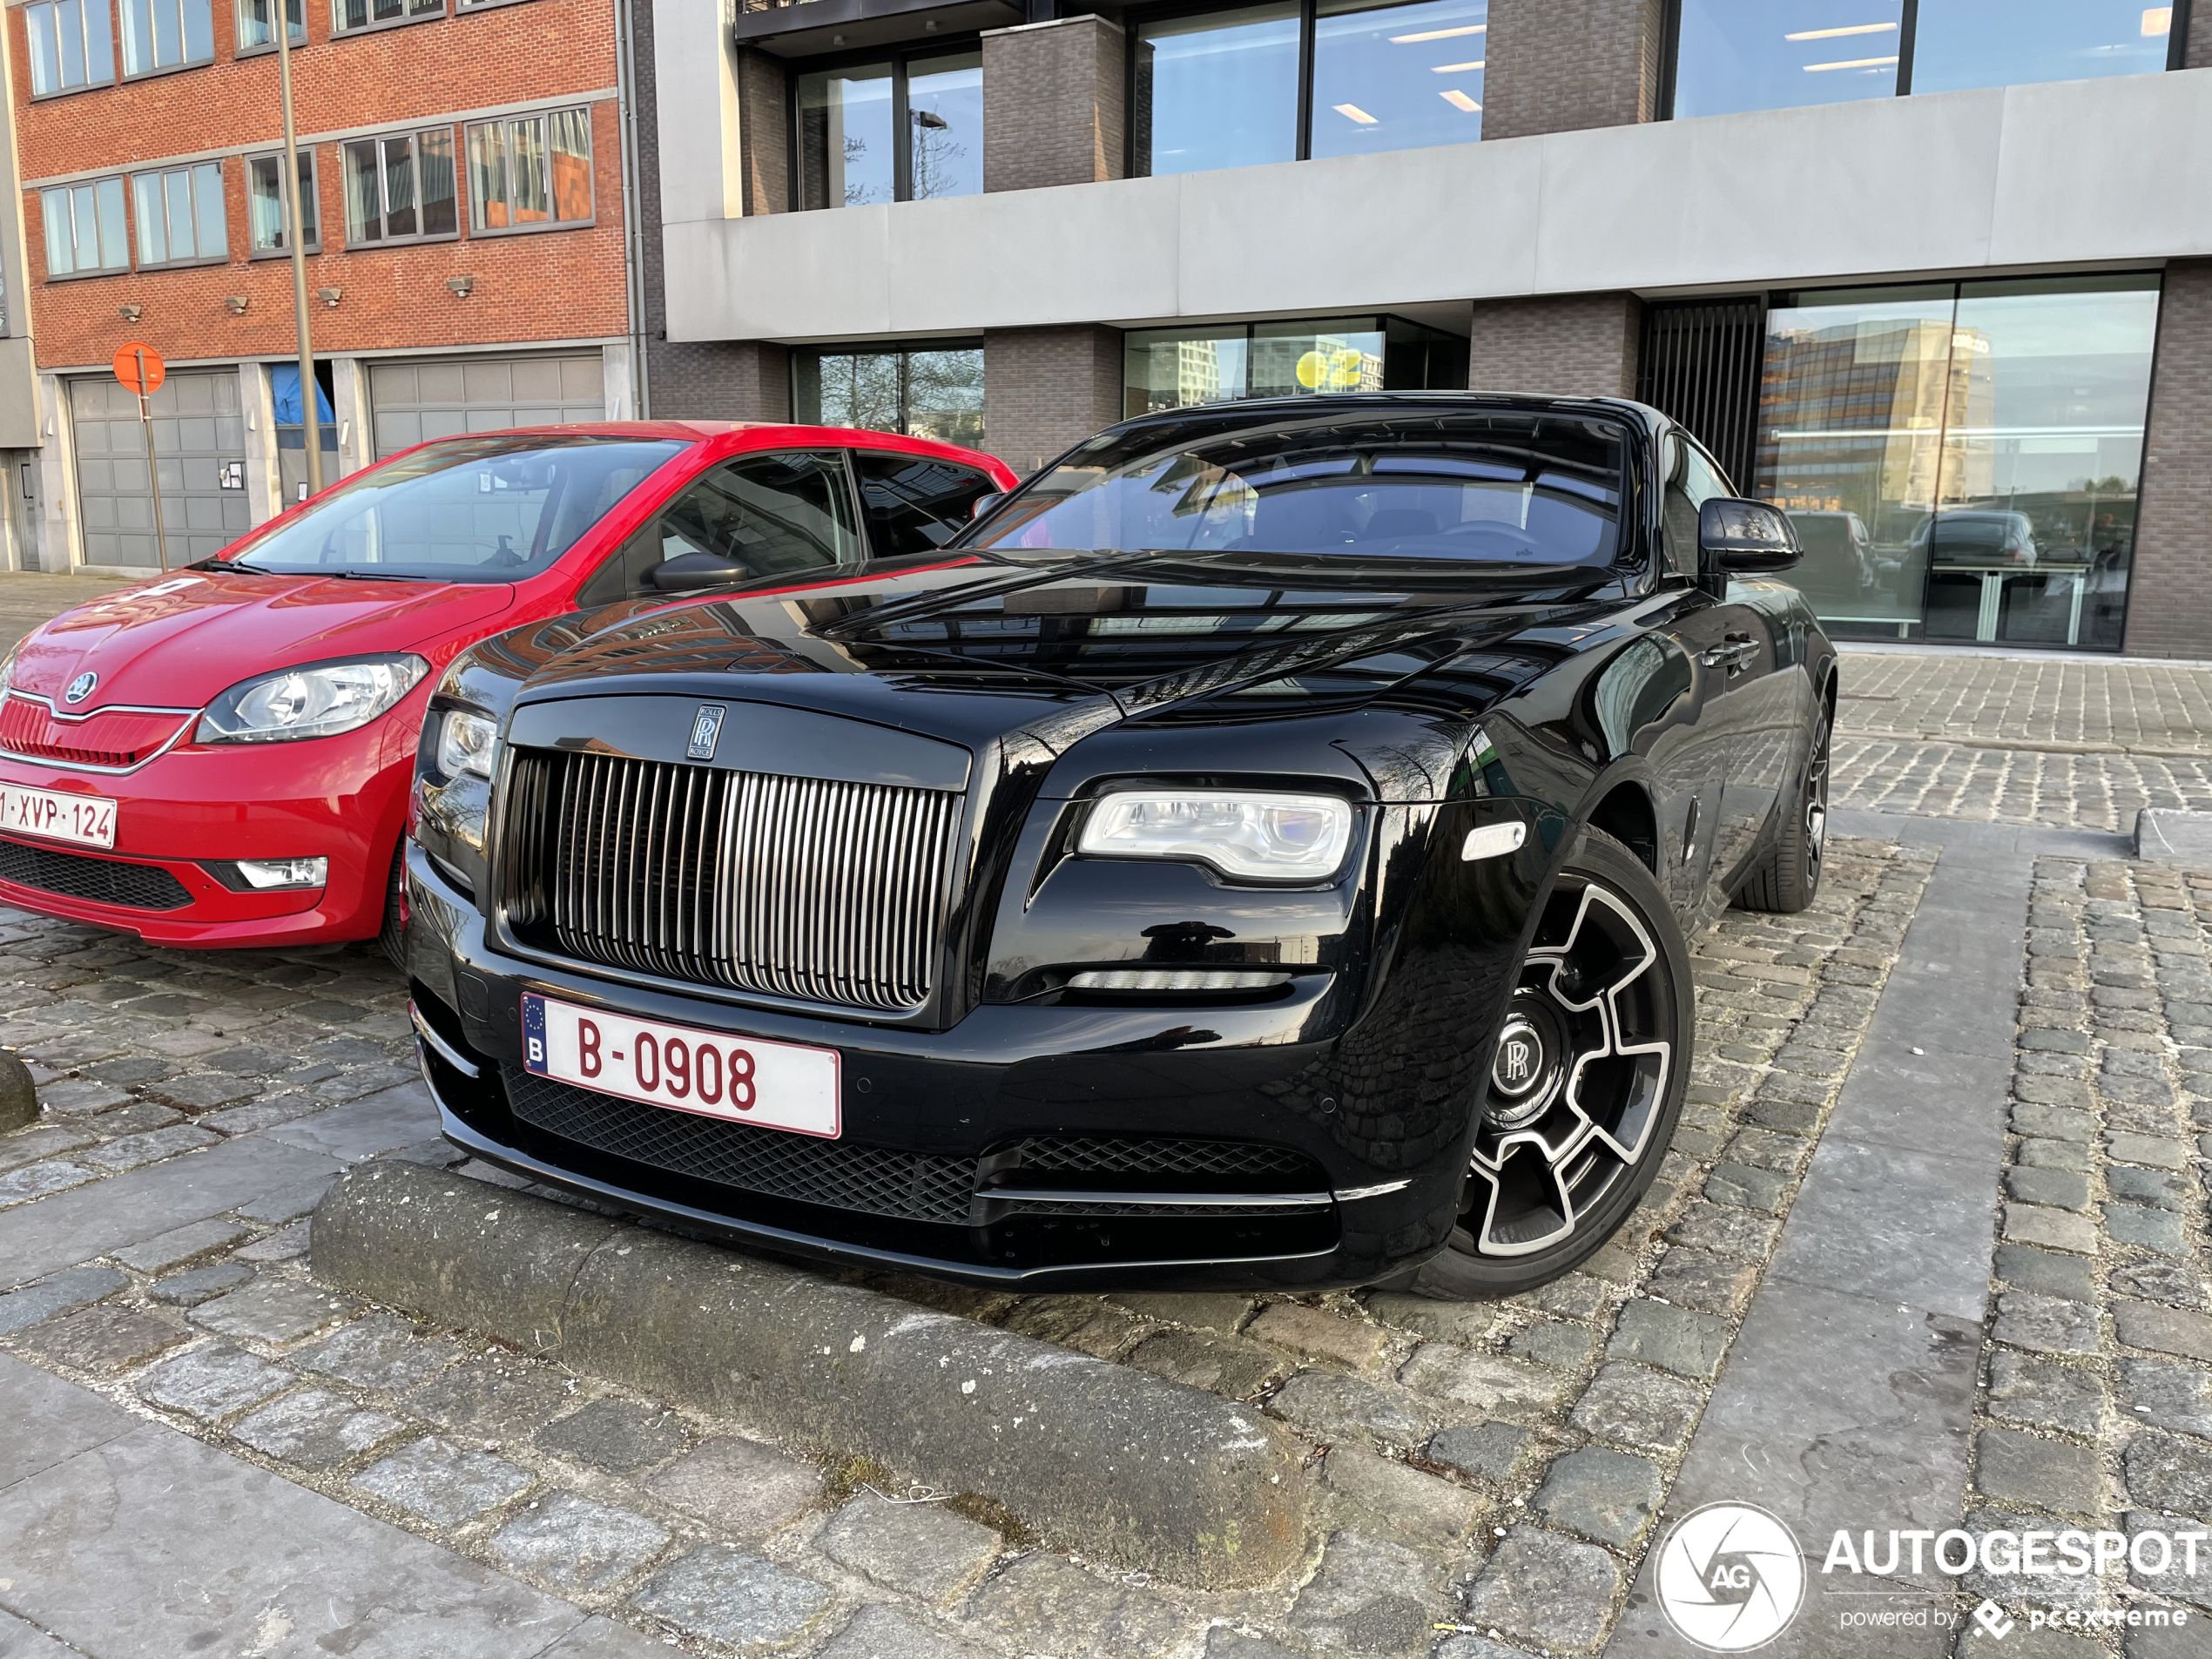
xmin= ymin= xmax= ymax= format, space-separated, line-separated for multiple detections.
xmin=499 ymin=1068 xmax=1334 ymax=1230
xmin=503 ymin=1065 xmax=976 ymax=1224
xmin=0 ymin=836 xmax=192 ymax=910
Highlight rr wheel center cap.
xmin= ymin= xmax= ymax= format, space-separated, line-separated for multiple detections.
xmin=1487 ymin=1005 xmax=1562 ymax=1130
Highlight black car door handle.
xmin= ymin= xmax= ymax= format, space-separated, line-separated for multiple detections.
xmin=1700 ymin=636 xmax=1758 ymax=671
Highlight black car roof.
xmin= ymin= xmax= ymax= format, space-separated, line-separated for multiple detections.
xmin=1096 ymin=391 xmax=1662 ymax=448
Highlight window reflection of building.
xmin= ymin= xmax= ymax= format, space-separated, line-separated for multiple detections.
xmin=793 ymin=344 xmax=985 ymax=446
xmin=1753 ymin=276 xmax=2158 ymax=652
xmin=1125 ymin=314 xmax=1462 ymax=416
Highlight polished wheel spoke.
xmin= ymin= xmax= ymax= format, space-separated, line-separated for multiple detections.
xmin=1462 ymin=874 xmax=1675 ymax=1258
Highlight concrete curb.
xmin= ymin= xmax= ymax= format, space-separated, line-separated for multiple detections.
xmin=310 ymin=1160 xmax=1315 ymax=1588
xmin=2135 ymin=808 xmax=2212 ymax=864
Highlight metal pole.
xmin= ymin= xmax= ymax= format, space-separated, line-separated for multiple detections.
xmin=274 ymin=0 xmax=321 ymax=498
xmin=138 ymin=348 xmax=170 ymax=572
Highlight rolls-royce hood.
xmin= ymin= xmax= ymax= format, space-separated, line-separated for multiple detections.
xmin=488 ymin=550 xmax=1628 ymax=802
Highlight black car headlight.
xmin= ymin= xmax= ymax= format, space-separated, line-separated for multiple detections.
xmin=196 ymin=654 xmax=428 ymax=743
xmin=412 ymin=656 xmax=512 ymax=905
xmin=1076 ymin=790 xmax=1355 ymax=883
xmin=436 ymin=709 xmax=500 ymax=779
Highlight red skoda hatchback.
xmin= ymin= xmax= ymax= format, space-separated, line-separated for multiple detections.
xmin=0 ymin=422 xmax=1015 ymax=953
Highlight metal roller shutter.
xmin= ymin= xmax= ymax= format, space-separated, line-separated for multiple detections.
xmin=368 ymin=354 xmax=605 ymax=460
xmin=70 ymin=373 xmax=251 ymax=568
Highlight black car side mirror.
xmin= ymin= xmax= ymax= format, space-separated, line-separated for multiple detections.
xmin=650 ymin=551 xmax=751 ymax=592
xmin=970 ymin=491 xmax=1007 ymax=520
xmin=1698 ymin=498 xmax=1803 ymax=573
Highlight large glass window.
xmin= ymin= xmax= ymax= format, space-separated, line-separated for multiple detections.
xmin=120 ymin=0 xmax=211 ymax=74
xmin=1672 ymin=0 xmax=2181 ymax=119
xmin=40 ymin=179 xmax=128 ymax=277
xmin=1125 ymin=314 xmax=1467 ymax=416
xmin=467 ymin=109 xmax=593 ymax=233
xmin=1311 ymin=0 xmax=1487 ymax=158
xmin=25 ymin=0 xmax=115 ymax=95
xmin=1753 ymin=275 xmax=2159 ymax=651
xmin=247 ymin=150 xmax=319 ymax=254
xmin=797 ymin=49 xmax=981 ymax=209
xmin=1135 ymin=0 xmax=1485 ymax=175
xmin=1135 ymin=4 xmax=1301 ymax=174
xmin=132 ymin=161 xmax=226 ymax=267
xmin=794 ymin=345 xmax=985 ymax=448
xmin=344 ymin=129 xmax=458 ymax=244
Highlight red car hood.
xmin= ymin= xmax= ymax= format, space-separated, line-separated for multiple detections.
xmin=8 ymin=570 xmax=518 ymax=711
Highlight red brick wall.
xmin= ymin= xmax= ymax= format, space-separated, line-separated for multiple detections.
xmin=14 ymin=0 xmax=628 ymax=371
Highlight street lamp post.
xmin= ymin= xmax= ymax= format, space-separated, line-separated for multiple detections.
xmin=273 ymin=0 xmax=321 ymax=499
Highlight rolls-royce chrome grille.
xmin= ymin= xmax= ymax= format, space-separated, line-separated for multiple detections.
xmin=500 ymin=748 xmax=962 ymax=1012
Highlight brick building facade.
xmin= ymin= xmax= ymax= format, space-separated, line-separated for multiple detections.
xmin=1 ymin=0 xmax=640 ymax=571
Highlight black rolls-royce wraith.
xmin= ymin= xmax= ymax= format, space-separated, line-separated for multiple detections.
xmin=404 ymin=394 xmax=1834 ymax=1298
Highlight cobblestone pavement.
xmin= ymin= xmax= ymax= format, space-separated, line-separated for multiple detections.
xmin=1833 ymin=738 xmax=2212 ymax=833
xmin=1958 ymin=855 xmax=2212 ymax=1651
xmin=1838 ymin=651 xmax=2212 ymax=755
xmin=0 ymin=837 xmax=1932 ymax=1657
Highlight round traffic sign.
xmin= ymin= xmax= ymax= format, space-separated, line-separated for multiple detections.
xmin=113 ymin=341 xmax=165 ymax=395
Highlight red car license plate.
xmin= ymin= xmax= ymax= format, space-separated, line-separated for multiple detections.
xmin=1 ymin=784 xmax=116 ymax=849
xmin=521 ymin=992 xmax=840 ymax=1138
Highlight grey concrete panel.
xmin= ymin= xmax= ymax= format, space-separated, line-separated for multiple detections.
xmin=0 ymin=1354 xmax=138 ymax=1494
xmin=1766 ymin=1137 xmax=2000 ymax=1320
xmin=0 ymin=1422 xmax=588 ymax=1658
xmin=262 ymin=1082 xmax=442 ymax=1162
xmin=0 ymin=1135 xmax=341 ymax=1291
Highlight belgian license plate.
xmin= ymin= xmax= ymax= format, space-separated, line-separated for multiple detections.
xmin=522 ymin=992 xmax=841 ymax=1138
xmin=1 ymin=784 xmax=116 ymax=849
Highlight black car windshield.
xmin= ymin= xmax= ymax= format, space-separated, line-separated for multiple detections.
xmin=965 ymin=411 xmax=1628 ymax=570
xmin=221 ymin=435 xmax=689 ymax=581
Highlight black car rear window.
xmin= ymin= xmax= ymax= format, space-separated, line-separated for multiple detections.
xmin=965 ymin=411 xmax=1628 ymax=570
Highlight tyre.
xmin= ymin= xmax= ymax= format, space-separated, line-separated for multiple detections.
xmin=1733 ymin=695 xmax=1831 ymax=915
xmin=1413 ymin=826 xmax=1693 ymax=1298
xmin=375 ymin=844 xmax=408 ymax=972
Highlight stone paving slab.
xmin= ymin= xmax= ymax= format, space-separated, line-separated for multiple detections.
xmin=0 ymin=1406 xmax=596 ymax=1657
xmin=1838 ymin=649 xmax=2212 ymax=752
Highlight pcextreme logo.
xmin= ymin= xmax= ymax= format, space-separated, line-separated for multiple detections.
xmin=1655 ymin=1502 xmax=1807 ymax=1652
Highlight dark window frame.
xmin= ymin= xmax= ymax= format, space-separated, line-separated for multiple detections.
xmin=1660 ymin=0 xmax=2193 ymax=118
xmin=340 ymin=123 xmax=462 ymax=248
xmin=851 ymin=446 xmax=1001 ymax=558
xmin=116 ymin=0 xmax=213 ymax=78
xmin=245 ymin=145 xmax=322 ymax=258
xmin=788 ymin=337 xmax=987 ymax=437
xmin=462 ymin=105 xmax=597 ymax=239
xmin=1126 ymin=0 xmax=1473 ymax=175
xmin=24 ymin=0 xmax=118 ymax=98
xmin=128 ymin=157 xmax=229 ymax=271
xmin=232 ymin=0 xmax=304 ymax=57
xmin=784 ymin=37 xmax=985 ymax=211
xmin=327 ymin=0 xmax=445 ymax=40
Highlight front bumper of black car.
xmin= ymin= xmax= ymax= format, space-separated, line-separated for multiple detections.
xmin=404 ymin=846 xmax=1470 ymax=1291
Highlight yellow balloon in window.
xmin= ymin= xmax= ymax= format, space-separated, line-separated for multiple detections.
xmin=1295 ymin=350 xmax=1326 ymax=390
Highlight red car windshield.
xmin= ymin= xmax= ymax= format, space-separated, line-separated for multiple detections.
xmin=220 ymin=435 xmax=688 ymax=582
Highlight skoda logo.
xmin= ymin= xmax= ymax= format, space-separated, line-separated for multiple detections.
xmin=1655 ymin=1502 xmax=1805 ymax=1652
xmin=686 ymin=704 xmax=726 ymax=761
xmin=64 ymin=671 xmax=97 ymax=705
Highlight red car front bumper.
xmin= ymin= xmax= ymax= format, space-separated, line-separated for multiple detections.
xmin=0 ymin=705 xmax=419 ymax=948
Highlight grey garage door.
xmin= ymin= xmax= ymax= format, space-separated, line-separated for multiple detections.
xmin=71 ymin=374 xmax=251 ymax=568
xmin=368 ymin=354 xmax=605 ymax=459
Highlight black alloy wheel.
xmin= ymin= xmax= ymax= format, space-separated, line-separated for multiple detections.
xmin=1417 ymin=826 xmax=1693 ymax=1298
xmin=1737 ymin=698 xmax=1831 ymax=914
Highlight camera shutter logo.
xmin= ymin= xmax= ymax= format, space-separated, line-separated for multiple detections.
xmin=64 ymin=671 xmax=98 ymax=705
xmin=687 ymin=705 xmax=726 ymax=761
xmin=1655 ymin=1501 xmax=1805 ymax=1652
